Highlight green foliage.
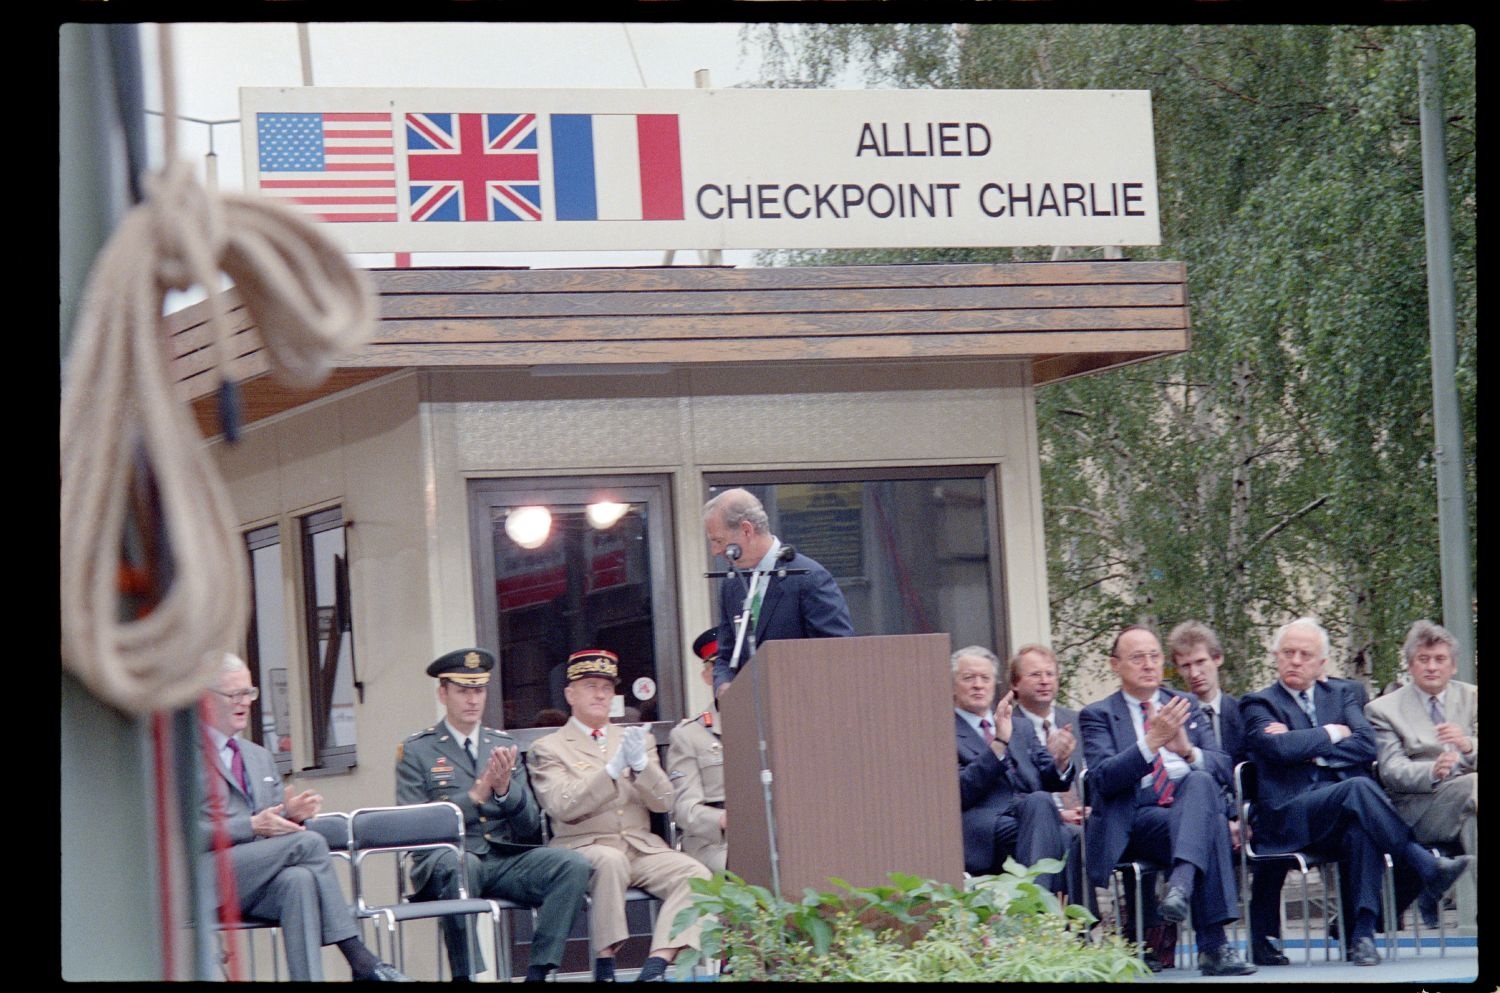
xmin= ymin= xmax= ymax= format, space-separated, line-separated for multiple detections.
xmin=748 ymin=25 xmax=1476 ymax=692
xmin=669 ymin=861 xmax=1148 ymax=982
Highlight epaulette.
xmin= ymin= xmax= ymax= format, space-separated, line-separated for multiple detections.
xmin=407 ymin=725 xmax=438 ymax=740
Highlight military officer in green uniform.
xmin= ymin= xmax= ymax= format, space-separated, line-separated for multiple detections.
xmin=667 ymin=630 xmax=727 ymax=872
xmin=396 ymin=648 xmax=592 ymax=983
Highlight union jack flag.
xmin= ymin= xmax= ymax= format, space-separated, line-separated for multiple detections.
xmin=405 ymin=113 xmax=542 ymax=222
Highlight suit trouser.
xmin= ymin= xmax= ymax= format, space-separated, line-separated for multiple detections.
xmin=973 ymin=792 xmax=1069 ymax=894
xmin=226 ymin=831 xmax=358 ymax=982
xmin=420 ymin=846 xmax=592 ymax=976
xmin=573 ymin=839 xmax=711 ymax=952
xmin=1272 ymin=776 xmax=1433 ymax=932
xmin=1396 ymin=772 xmax=1478 ymax=926
xmin=1117 ymin=770 xmax=1238 ymax=932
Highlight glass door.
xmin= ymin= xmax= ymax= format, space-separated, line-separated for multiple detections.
xmin=468 ymin=475 xmax=682 ymax=731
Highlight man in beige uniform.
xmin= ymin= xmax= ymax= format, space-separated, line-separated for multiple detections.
xmin=667 ymin=630 xmax=727 ymax=872
xmin=528 ymin=650 xmax=711 ymax=983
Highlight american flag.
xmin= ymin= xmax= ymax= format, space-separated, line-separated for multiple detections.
xmin=256 ymin=112 xmax=397 ymax=222
xmin=406 ymin=113 xmax=542 ymax=222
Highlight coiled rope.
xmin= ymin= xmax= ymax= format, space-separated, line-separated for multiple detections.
xmin=60 ymin=24 xmax=376 ymax=714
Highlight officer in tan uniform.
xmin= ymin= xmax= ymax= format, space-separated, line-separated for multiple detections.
xmin=667 ymin=630 xmax=727 ymax=872
xmin=528 ymin=649 xmax=711 ymax=983
xmin=396 ymin=648 xmax=591 ymax=983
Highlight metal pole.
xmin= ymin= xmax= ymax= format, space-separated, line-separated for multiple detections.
xmin=1418 ymin=35 xmax=1475 ymax=682
xmin=298 ymin=24 xmax=315 ymax=86
xmin=694 ymin=70 xmax=723 ymax=267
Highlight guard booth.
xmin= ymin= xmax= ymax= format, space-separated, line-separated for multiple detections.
xmin=165 ymin=257 xmax=1187 ymax=976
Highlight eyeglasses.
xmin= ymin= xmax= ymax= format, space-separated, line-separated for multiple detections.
xmin=1120 ymin=651 xmax=1163 ymax=666
xmin=213 ymin=687 xmax=260 ymax=703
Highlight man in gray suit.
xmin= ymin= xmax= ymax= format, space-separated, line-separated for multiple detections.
xmin=397 ymin=647 xmax=592 ymax=983
xmin=1365 ymin=620 xmax=1478 ymax=927
xmin=200 ymin=653 xmax=407 ymax=981
xmin=1006 ymin=644 xmax=1091 ymax=913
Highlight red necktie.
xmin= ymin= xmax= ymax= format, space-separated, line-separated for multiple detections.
xmin=227 ymin=738 xmax=250 ymax=795
xmin=1141 ymin=701 xmax=1175 ymax=807
xmin=979 ymin=719 xmax=995 ymax=745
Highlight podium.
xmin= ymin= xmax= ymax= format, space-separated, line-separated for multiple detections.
xmin=719 ymin=633 xmax=964 ymax=896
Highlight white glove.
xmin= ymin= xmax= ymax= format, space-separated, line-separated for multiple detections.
xmin=621 ymin=725 xmax=649 ymax=772
xmin=605 ymin=742 xmax=627 ymax=780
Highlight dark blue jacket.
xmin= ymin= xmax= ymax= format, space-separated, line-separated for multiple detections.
xmin=713 ymin=549 xmax=853 ymax=695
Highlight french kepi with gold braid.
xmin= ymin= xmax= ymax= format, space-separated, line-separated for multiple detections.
xmin=565 ymin=648 xmax=620 ymax=684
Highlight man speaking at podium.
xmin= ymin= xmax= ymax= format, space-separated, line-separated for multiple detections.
xmin=703 ymin=488 xmax=854 ymax=698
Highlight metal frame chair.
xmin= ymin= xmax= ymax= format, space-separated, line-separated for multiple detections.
xmin=349 ymin=802 xmax=512 ymax=980
xmin=1233 ymin=761 xmax=1345 ymax=965
xmin=209 ymin=812 xmax=352 ymax=981
xmin=1076 ymin=768 xmax=1194 ymax=969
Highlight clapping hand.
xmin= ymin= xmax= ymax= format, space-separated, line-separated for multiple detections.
xmin=620 ymin=725 xmax=649 ymax=772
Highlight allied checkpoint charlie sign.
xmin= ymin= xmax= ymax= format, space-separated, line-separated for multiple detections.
xmin=241 ymin=87 xmax=1160 ymax=252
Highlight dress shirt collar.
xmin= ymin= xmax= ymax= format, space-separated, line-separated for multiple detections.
xmin=444 ymin=720 xmax=478 ymax=752
xmin=571 ymin=716 xmax=609 ymax=740
xmin=1199 ymin=690 xmax=1224 ymax=714
xmin=955 ymin=708 xmax=990 ymax=736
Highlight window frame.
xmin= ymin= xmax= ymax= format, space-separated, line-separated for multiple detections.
xmin=466 ymin=474 xmax=684 ymax=731
xmin=298 ymin=505 xmax=359 ymax=773
xmin=702 ymin=465 xmax=1010 ymax=656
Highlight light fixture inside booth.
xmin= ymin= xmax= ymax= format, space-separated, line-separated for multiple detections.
xmin=503 ymin=506 xmax=552 ymax=549
xmin=585 ymin=501 xmax=630 ymax=530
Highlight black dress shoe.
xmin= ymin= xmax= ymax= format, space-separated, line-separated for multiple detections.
xmin=1198 ymin=945 xmax=1257 ymax=977
xmin=1251 ymin=937 xmax=1290 ymax=966
xmin=1157 ymin=885 xmax=1190 ymax=924
xmin=1424 ymin=855 xmax=1474 ymax=902
xmin=1349 ymin=936 xmax=1380 ymax=966
xmin=366 ymin=962 xmax=414 ymax=982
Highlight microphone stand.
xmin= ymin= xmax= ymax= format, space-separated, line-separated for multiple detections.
xmin=704 ymin=546 xmax=806 ymax=898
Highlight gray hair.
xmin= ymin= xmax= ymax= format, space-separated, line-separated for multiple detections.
xmin=1402 ymin=619 xmax=1459 ymax=666
xmin=951 ymin=645 xmax=1001 ymax=681
xmin=217 ymin=652 xmax=250 ymax=675
xmin=702 ymin=488 xmax=769 ymax=534
xmin=1270 ymin=617 xmax=1329 ymax=660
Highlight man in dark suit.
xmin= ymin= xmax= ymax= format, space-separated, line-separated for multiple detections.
xmin=1006 ymin=643 xmax=1092 ymax=914
xmin=1079 ymin=625 xmax=1254 ymax=977
xmin=200 ymin=654 xmax=407 ymax=982
xmin=397 ymin=648 xmax=591 ymax=983
xmin=703 ymin=488 xmax=854 ymax=697
xmin=1167 ymin=619 xmax=1289 ymax=967
xmin=952 ymin=646 xmax=1072 ymax=895
xmin=1238 ymin=617 xmax=1474 ymax=967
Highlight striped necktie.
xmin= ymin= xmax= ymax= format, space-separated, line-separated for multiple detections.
xmin=1141 ymin=700 xmax=1175 ymax=806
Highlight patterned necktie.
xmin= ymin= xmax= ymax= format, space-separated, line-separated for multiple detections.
xmin=979 ymin=718 xmax=995 ymax=745
xmin=1041 ymin=718 xmax=1052 ymax=738
xmin=226 ymin=738 xmax=249 ymax=795
xmin=1429 ymin=694 xmax=1445 ymax=726
xmin=1298 ymin=689 xmax=1319 ymax=727
xmin=1141 ymin=700 xmax=1175 ymax=806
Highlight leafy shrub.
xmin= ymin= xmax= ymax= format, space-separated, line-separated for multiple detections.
xmin=671 ymin=857 xmax=1149 ymax=982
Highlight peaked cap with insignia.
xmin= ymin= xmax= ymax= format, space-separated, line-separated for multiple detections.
xmin=565 ymin=648 xmax=620 ymax=684
xmin=427 ymin=647 xmax=495 ymax=686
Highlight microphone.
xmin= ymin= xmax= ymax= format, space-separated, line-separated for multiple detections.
xmin=777 ymin=545 xmax=796 ymax=563
xmin=725 ymin=543 xmax=742 ymax=562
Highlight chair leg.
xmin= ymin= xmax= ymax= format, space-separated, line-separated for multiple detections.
xmin=1381 ymin=853 xmax=1398 ymax=961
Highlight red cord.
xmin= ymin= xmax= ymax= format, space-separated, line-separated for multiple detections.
xmin=198 ymin=697 xmax=244 ymax=981
xmin=151 ymin=712 xmax=176 ymax=979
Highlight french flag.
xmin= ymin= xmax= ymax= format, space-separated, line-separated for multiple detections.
xmin=551 ymin=114 xmax=684 ymax=221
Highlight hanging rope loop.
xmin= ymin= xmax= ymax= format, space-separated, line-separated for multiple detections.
xmin=59 ymin=26 xmax=376 ymax=714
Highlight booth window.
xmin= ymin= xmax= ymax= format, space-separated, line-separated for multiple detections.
xmin=244 ymin=523 xmax=293 ymax=774
xmin=300 ymin=507 xmax=358 ymax=771
xmin=467 ymin=475 xmax=682 ymax=732
xmin=704 ymin=470 xmax=1006 ymax=654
